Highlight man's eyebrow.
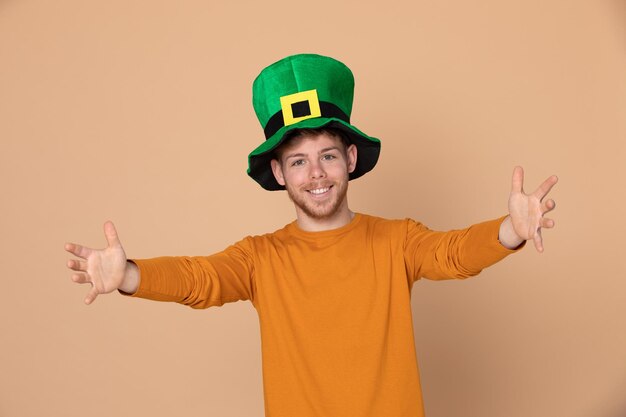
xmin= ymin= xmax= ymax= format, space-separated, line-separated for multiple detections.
xmin=284 ymin=152 xmax=307 ymax=160
xmin=284 ymin=147 xmax=341 ymax=160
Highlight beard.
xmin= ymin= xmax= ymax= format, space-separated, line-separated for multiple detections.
xmin=284 ymin=174 xmax=349 ymax=221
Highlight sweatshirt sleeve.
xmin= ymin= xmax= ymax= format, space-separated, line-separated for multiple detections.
xmin=404 ymin=216 xmax=524 ymax=282
xmin=124 ymin=237 xmax=256 ymax=309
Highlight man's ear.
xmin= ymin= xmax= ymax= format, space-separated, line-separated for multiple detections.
xmin=270 ymin=159 xmax=286 ymax=186
xmin=346 ymin=144 xmax=357 ymax=174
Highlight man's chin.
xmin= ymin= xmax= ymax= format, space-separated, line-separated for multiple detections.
xmin=285 ymin=179 xmax=349 ymax=221
xmin=304 ymin=207 xmax=340 ymax=221
xmin=288 ymin=194 xmax=341 ymax=221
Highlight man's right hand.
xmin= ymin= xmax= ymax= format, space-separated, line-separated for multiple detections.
xmin=65 ymin=221 xmax=139 ymax=304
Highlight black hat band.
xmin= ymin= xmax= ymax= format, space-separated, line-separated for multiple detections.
xmin=263 ymin=100 xmax=350 ymax=140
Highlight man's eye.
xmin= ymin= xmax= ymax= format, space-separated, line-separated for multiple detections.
xmin=291 ymin=159 xmax=305 ymax=166
xmin=322 ymin=154 xmax=336 ymax=161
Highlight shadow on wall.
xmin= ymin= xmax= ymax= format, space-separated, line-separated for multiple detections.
xmin=606 ymin=402 xmax=626 ymax=417
xmin=607 ymin=408 xmax=626 ymax=417
xmin=605 ymin=402 xmax=626 ymax=417
xmin=599 ymin=377 xmax=626 ymax=417
xmin=611 ymin=0 xmax=626 ymax=47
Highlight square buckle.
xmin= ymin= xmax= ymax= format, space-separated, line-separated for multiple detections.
xmin=280 ymin=89 xmax=322 ymax=126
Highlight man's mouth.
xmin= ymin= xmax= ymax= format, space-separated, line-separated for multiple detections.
xmin=307 ymin=186 xmax=332 ymax=195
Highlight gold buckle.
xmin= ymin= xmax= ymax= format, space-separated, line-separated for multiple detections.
xmin=280 ymin=89 xmax=322 ymax=126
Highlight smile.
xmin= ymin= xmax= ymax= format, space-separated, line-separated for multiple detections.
xmin=308 ymin=186 xmax=331 ymax=195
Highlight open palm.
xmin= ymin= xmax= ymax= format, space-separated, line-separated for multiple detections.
xmin=65 ymin=221 xmax=127 ymax=304
xmin=508 ymin=166 xmax=558 ymax=252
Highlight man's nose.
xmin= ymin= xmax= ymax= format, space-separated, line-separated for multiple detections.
xmin=309 ymin=160 xmax=326 ymax=179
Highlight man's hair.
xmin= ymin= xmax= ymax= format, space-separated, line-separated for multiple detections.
xmin=273 ymin=127 xmax=351 ymax=161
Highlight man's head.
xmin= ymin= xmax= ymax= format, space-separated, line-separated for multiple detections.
xmin=270 ymin=128 xmax=357 ymax=222
xmin=247 ymin=54 xmax=381 ymax=191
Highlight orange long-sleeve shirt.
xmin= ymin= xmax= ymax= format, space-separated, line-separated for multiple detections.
xmin=131 ymin=214 xmax=520 ymax=417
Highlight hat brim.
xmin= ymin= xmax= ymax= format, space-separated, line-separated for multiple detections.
xmin=247 ymin=117 xmax=381 ymax=191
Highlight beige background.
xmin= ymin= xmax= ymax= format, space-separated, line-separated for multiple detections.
xmin=1 ymin=0 xmax=624 ymax=416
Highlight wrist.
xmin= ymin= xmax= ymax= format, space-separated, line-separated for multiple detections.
xmin=498 ymin=216 xmax=525 ymax=250
xmin=119 ymin=261 xmax=140 ymax=294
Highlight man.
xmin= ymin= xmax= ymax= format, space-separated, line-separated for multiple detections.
xmin=65 ymin=54 xmax=557 ymax=417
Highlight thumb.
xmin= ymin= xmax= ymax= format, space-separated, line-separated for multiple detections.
xmin=103 ymin=221 xmax=122 ymax=248
xmin=511 ymin=166 xmax=524 ymax=194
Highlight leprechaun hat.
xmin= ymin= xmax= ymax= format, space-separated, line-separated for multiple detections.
xmin=247 ymin=53 xmax=381 ymax=191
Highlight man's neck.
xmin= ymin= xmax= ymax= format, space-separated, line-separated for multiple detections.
xmin=295 ymin=206 xmax=355 ymax=232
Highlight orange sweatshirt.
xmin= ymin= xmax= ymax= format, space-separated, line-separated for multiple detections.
xmin=131 ymin=214 xmax=520 ymax=417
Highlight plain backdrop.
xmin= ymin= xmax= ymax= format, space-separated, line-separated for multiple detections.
xmin=1 ymin=0 xmax=625 ymax=416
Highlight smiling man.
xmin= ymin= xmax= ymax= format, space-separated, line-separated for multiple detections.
xmin=66 ymin=54 xmax=558 ymax=417
xmin=270 ymin=128 xmax=357 ymax=230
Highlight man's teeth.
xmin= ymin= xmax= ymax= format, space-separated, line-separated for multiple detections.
xmin=309 ymin=187 xmax=330 ymax=195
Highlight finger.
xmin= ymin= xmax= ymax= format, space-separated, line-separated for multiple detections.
xmin=542 ymin=199 xmax=556 ymax=214
xmin=511 ymin=166 xmax=524 ymax=194
xmin=67 ymin=259 xmax=88 ymax=272
xmin=71 ymin=272 xmax=91 ymax=284
xmin=533 ymin=229 xmax=544 ymax=253
xmin=103 ymin=221 xmax=121 ymax=248
xmin=533 ymin=175 xmax=558 ymax=201
xmin=541 ymin=217 xmax=555 ymax=229
xmin=64 ymin=242 xmax=92 ymax=260
xmin=85 ymin=287 xmax=99 ymax=305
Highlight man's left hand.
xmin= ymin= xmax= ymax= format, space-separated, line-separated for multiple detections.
xmin=499 ymin=166 xmax=558 ymax=252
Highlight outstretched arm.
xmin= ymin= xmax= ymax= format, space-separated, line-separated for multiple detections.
xmin=499 ymin=166 xmax=558 ymax=252
xmin=65 ymin=221 xmax=140 ymax=304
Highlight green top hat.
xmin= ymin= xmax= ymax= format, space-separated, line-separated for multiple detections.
xmin=247 ymin=53 xmax=381 ymax=190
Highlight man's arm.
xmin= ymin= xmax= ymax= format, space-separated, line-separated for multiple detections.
xmin=65 ymin=221 xmax=140 ymax=304
xmin=66 ymin=222 xmax=256 ymax=308
xmin=498 ymin=166 xmax=558 ymax=252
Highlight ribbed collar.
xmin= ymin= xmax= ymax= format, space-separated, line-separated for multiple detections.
xmin=286 ymin=213 xmax=363 ymax=241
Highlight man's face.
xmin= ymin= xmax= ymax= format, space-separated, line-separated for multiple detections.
xmin=270 ymin=132 xmax=357 ymax=222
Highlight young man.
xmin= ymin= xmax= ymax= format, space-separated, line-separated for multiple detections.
xmin=66 ymin=54 xmax=557 ymax=417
